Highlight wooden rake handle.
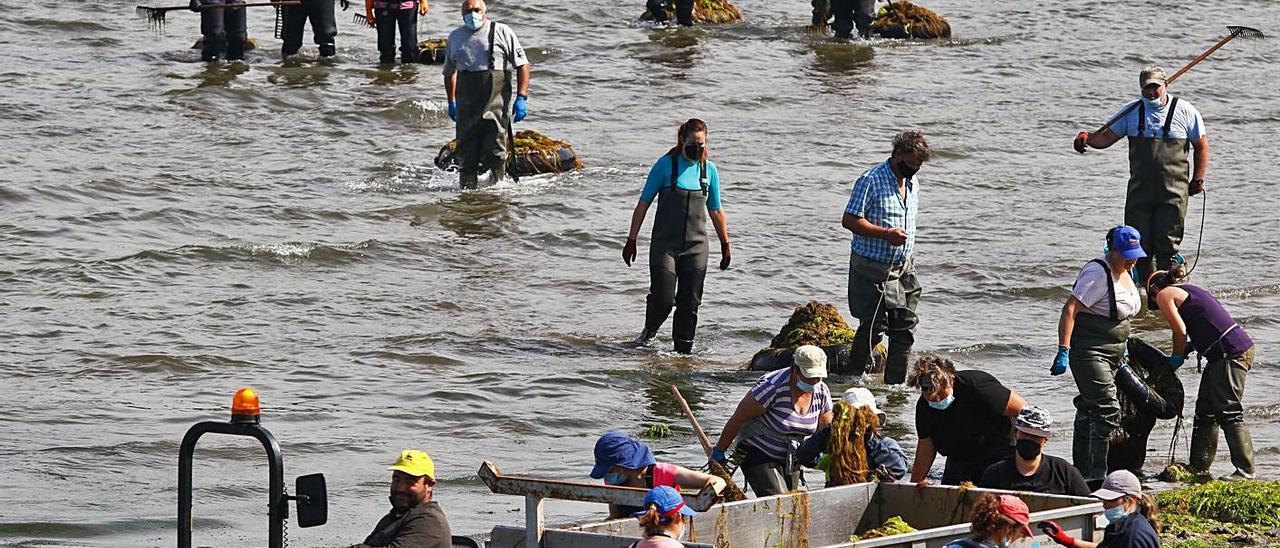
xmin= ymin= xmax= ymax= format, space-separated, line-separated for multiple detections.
xmin=670 ymin=385 xmax=715 ymax=457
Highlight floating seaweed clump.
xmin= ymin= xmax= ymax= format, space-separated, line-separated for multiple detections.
xmin=640 ymin=0 xmax=742 ymax=25
xmin=748 ymin=301 xmax=885 ymax=373
xmin=871 ymin=1 xmax=951 ymax=39
xmin=417 ymin=38 xmax=448 ymax=64
xmin=639 ymin=423 xmax=675 ymax=439
xmin=856 ymin=516 xmax=916 ymax=540
xmin=191 ymin=36 xmax=260 ymax=50
xmin=434 ymin=130 xmax=582 ymax=177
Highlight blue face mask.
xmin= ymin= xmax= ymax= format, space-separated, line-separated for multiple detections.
xmin=1104 ymin=505 xmax=1129 ymax=523
xmin=927 ymin=393 xmax=955 ymax=410
xmin=1141 ymin=95 xmax=1164 ymax=111
xmin=603 ymin=472 xmax=628 ymax=486
xmin=796 ymin=379 xmax=817 ymax=393
xmin=463 ymin=12 xmax=484 ymax=31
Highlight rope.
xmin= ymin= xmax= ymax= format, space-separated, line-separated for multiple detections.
xmin=1184 ymin=187 xmax=1207 ymax=276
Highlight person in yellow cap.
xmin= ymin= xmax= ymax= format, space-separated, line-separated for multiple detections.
xmin=356 ymin=450 xmax=452 ymax=548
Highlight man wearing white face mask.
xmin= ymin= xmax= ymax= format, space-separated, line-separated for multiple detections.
xmin=1073 ymin=66 xmax=1209 ymax=286
xmin=441 ymin=0 xmax=531 ymax=189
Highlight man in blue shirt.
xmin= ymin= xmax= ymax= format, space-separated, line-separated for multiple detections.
xmin=1073 ymin=66 xmax=1209 ymax=286
xmin=840 ymin=131 xmax=928 ymax=384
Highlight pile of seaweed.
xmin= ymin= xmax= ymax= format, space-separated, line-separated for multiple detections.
xmin=1155 ymin=481 xmax=1280 ymax=547
xmin=640 ymin=0 xmax=743 ymax=25
xmin=827 ymin=402 xmax=880 ymax=486
xmin=434 ymin=130 xmax=582 ymax=177
xmin=753 ymin=301 xmax=855 ymax=355
xmin=416 ymin=38 xmax=448 ymax=64
xmin=855 ymin=516 xmax=916 ymax=540
xmin=871 ymin=1 xmax=951 ymax=39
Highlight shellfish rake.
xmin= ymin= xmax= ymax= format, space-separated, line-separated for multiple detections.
xmin=136 ymin=1 xmax=299 ymax=30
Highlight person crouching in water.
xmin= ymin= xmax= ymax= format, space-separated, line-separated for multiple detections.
xmin=190 ymin=0 xmax=248 ymax=62
xmin=795 ymin=387 xmax=907 ymax=486
xmin=1053 ymin=226 xmax=1144 ymax=483
xmin=366 ymin=0 xmax=429 ymax=64
xmin=590 ymin=432 xmax=726 ymax=519
xmin=623 ymin=118 xmax=732 ymax=354
xmin=943 ymin=493 xmax=1034 ymax=548
xmin=631 ymin=486 xmax=697 ymax=548
xmin=978 ymin=406 xmax=1090 ymax=496
xmin=1148 ymin=265 xmax=1256 ymax=481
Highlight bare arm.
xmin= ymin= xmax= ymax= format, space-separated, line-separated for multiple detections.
xmin=627 ymin=200 xmax=651 ymax=241
xmin=1004 ymin=391 xmax=1026 ymax=417
xmin=1192 ymin=136 xmax=1209 ymax=181
xmin=713 ymin=393 xmax=767 ymax=452
xmin=516 ymin=64 xmax=530 ymax=97
xmin=1057 ymin=296 xmax=1084 ymax=348
xmin=818 ymin=409 xmax=833 ymax=430
xmin=1085 ymin=127 xmax=1122 ymax=150
xmin=909 ymin=437 xmax=937 ymax=484
xmin=671 ymin=465 xmax=726 ymax=493
xmin=708 ymin=209 xmax=729 ymax=246
xmin=1157 ymin=289 xmax=1189 ymax=356
xmin=443 ymin=72 xmax=457 ymax=102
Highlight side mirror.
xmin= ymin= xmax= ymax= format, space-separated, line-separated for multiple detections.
xmin=294 ymin=473 xmax=328 ymax=528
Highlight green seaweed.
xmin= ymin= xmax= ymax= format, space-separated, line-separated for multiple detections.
xmin=639 ymin=423 xmax=675 ymax=439
xmin=855 ymin=515 xmax=916 ymax=540
xmin=1154 ymin=481 xmax=1280 ymax=528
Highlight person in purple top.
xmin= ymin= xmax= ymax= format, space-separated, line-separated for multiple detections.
xmin=1148 ymin=265 xmax=1256 ymax=480
xmin=710 ymin=345 xmax=833 ymax=496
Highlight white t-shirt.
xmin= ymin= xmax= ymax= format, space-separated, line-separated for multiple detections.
xmin=1071 ymin=257 xmax=1140 ymax=320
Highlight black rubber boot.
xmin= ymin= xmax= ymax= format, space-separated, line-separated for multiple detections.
xmin=673 ymin=338 xmax=693 ymax=354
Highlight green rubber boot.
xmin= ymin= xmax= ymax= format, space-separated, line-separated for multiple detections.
xmin=1188 ymin=419 xmax=1219 ymax=475
xmin=1220 ymin=421 xmax=1256 ymax=480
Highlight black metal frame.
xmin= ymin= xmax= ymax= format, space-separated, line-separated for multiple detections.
xmin=177 ymin=420 xmax=286 ymax=548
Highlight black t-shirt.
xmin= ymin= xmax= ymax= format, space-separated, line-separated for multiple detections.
xmin=915 ymin=370 xmax=1013 ymax=461
xmin=359 ymin=500 xmax=452 ymax=548
xmin=977 ymin=454 xmax=1090 ymax=497
xmin=1099 ymin=512 xmax=1160 ymax=548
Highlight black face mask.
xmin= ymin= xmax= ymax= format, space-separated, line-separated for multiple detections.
xmin=895 ymin=160 xmax=919 ymax=180
xmin=1015 ymin=438 xmax=1042 ymax=460
xmin=683 ymin=143 xmax=704 ymax=160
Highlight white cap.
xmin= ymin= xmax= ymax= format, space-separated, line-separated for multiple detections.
xmin=842 ymin=387 xmax=884 ymax=419
xmin=793 ymin=345 xmax=828 ymax=379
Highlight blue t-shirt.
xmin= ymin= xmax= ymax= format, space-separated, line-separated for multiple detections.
xmin=1108 ymin=96 xmax=1206 ymax=140
xmin=639 ymin=154 xmax=722 ymax=211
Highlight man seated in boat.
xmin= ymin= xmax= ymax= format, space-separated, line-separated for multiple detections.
xmin=355 ymin=450 xmax=452 ymax=548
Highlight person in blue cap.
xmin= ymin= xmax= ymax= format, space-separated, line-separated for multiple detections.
xmin=1053 ymin=226 xmax=1145 ymax=483
xmin=630 ymin=485 xmax=698 ymax=548
xmin=591 ymin=432 xmax=725 ymax=519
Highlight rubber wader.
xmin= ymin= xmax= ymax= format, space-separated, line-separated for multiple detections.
xmin=282 ymin=0 xmax=337 ymax=57
xmin=642 ymin=151 xmax=709 ymax=354
xmin=1125 ymin=98 xmax=1190 ymax=286
xmin=830 ymin=0 xmax=876 ymax=39
xmin=1190 ymin=346 xmax=1255 ymax=476
xmin=736 ymin=420 xmax=803 ymax=496
xmin=200 ymin=0 xmax=248 ymax=61
xmin=375 ymin=3 xmax=419 ymax=64
xmin=1069 ymin=259 xmax=1128 ymax=481
xmin=455 ymin=22 xmax=514 ymax=189
xmin=845 ymin=255 xmax=920 ymax=383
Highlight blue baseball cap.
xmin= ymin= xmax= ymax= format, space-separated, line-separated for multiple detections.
xmin=590 ymin=432 xmax=656 ymax=479
xmin=1109 ymin=226 xmax=1146 ymax=260
xmin=632 ymin=485 xmax=698 ymax=521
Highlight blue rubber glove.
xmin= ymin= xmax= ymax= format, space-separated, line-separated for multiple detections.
xmin=513 ymin=94 xmax=528 ymax=123
xmin=447 ymin=100 xmax=457 ymax=121
xmin=710 ymin=447 xmax=727 ymax=465
xmin=1169 ymin=354 xmax=1186 ymax=371
xmin=1050 ymin=346 xmax=1069 ymax=376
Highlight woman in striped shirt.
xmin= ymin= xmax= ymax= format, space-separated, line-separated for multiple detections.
xmin=711 ymin=345 xmax=833 ymax=496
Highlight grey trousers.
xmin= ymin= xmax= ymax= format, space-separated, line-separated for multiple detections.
xmin=845 ymin=253 xmax=920 ymax=383
xmin=1196 ymin=347 xmax=1253 ymax=425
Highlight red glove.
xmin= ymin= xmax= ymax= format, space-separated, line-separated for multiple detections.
xmin=1073 ymin=132 xmax=1089 ymax=154
xmin=1189 ymin=179 xmax=1204 ymax=196
xmin=1038 ymin=520 xmax=1076 ymax=547
xmin=623 ymin=238 xmax=637 ymax=267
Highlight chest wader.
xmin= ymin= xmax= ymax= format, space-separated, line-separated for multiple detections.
xmin=1068 ymin=259 xmax=1129 ymax=481
xmin=199 ymin=0 xmax=248 ymax=61
xmin=281 ymin=0 xmax=337 ymax=57
xmin=455 ymin=23 xmax=515 ymax=189
xmin=1124 ymin=98 xmax=1190 ymax=286
xmin=642 ymin=151 xmax=708 ymax=354
xmin=736 ymin=419 xmax=804 ymax=496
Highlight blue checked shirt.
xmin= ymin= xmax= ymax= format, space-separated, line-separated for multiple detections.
xmin=844 ymin=159 xmax=918 ymax=264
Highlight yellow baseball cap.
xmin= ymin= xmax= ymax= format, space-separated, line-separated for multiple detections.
xmin=388 ymin=449 xmax=435 ymax=479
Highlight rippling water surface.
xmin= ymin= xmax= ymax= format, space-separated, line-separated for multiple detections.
xmin=2 ymin=0 xmax=1279 ymax=546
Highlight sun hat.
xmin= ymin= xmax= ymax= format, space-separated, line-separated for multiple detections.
xmin=793 ymin=345 xmax=828 ymax=379
xmin=590 ymin=432 xmax=656 ymax=479
xmin=1108 ymin=226 xmax=1146 ymax=260
xmin=388 ymin=449 xmax=436 ymax=479
xmin=997 ymin=495 xmax=1035 ymax=538
xmin=1014 ymin=406 xmax=1054 ymax=438
xmin=632 ymin=485 xmax=698 ymax=521
xmin=842 ymin=387 xmax=884 ymax=419
xmin=1091 ymin=470 xmax=1142 ymax=501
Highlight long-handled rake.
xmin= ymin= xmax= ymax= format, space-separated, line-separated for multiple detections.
xmin=136 ymin=1 xmax=300 ymax=30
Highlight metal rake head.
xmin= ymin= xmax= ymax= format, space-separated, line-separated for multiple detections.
xmin=353 ymin=13 xmax=374 ymax=28
xmin=136 ymin=5 xmax=169 ymax=30
xmin=1228 ymin=25 xmax=1264 ymax=39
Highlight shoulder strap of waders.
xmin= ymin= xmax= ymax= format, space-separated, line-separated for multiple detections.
xmin=1102 ymin=101 xmax=1141 ymax=134
xmin=669 ymin=150 xmax=680 ymax=190
xmin=699 ymin=159 xmax=708 ymax=195
xmin=1136 ymin=101 xmax=1145 ymax=135
xmin=1090 ymin=258 xmax=1118 ymax=321
xmin=487 ymin=22 xmax=496 ymax=70
xmin=1162 ymin=97 xmax=1180 ymax=139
